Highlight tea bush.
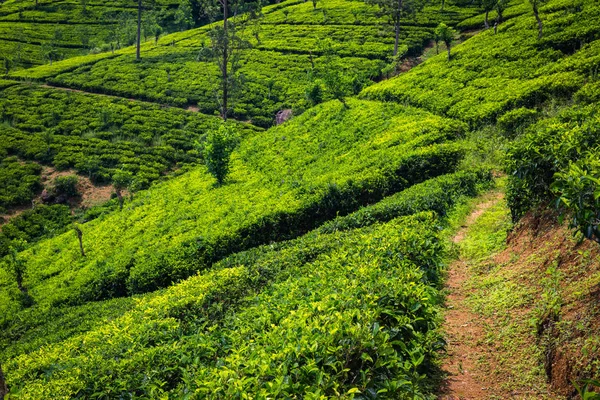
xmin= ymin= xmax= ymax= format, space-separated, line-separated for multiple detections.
xmin=8 ymin=0 xmax=479 ymax=125
xmin=0 ymin=204 xmax=73 ymax=259
xmin=0 ymin=84 xmax=258 ymax=187
xmin=0 ymin=0 xmax=190 ymax=69
xmin=505 ymin=102 xmax=600 ymax=221
xmin=0 ymin=156 xmax=42 ymax=210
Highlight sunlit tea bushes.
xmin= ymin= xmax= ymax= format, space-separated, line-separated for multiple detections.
xmin=8 ymin=0 xmax=479 ymax=125
xmin=0 ymin=0 xmax=184 ymax=69
xmin=361 ymin=0 xmax=600 ymax=126
xmin=4 ymin=213 xmax=447 ymax=399
xmin=0 ymin=99 xmax=464 ymax=317
xmin=0 ymin=84 xmax=258 ymax=187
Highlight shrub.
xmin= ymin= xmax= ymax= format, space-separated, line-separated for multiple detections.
xmin=497 ymin=107 xmax=539 ymax=137
xmin=52 ymin=176 xmax=80 ymax=198
xmin=505 ymin=103 xmax=600 ymax=221
xmin=0 ymin=156 xmax=42 ymax=209
xmin=551 ymin=155 xmax=600 ymax=243
xmin=203 ymin=124 xmax=240 ymax=185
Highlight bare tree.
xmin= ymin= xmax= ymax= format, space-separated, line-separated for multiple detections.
xmin=74 ymin=225 xmax=85 ymax=257
xmin=528 ymin=0 xmax=546 ymax=39
xmin=366 ymin=0 xmax=428 ymax=56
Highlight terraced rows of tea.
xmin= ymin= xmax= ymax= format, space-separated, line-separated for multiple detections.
xmin=1 ymin=0 xmax=600 ymax=398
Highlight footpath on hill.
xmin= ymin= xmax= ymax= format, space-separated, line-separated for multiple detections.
xmin=438 ymin=188 xmax=557 ymax=399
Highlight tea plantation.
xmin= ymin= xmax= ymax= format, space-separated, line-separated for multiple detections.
xmin=0 ymin=0 xmax=189 ymax=69
xmin=1 ymin=0 xmax=600 ymax=397
xmin=8 ymin=0 xmax=479 ymax=125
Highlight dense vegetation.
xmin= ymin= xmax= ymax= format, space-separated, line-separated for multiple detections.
xmin=3 ymin=213 xmax=448 ymax=398
xmin=8 ymin=0 xmax=478 ymax=125
xmin=0 ymin=84 xmax=257 ymax=188
xmin=0 ymin=0 xmax=195 ymax=70
xmin=1 ymin=0 xmax=600 ymax=397
xmin=362 ymin=0 xmax=600 ymax=126
xmin=0 ymin=99 xmax=464 ymax=316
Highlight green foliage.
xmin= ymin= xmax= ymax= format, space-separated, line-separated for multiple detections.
xmin=505 ymin=103 xmax=600 ymax=221
xmin=8 ymin=0 xmax=477 ymax=125
xmin=3 ymin=214 xmax=448 ymax=399
xmin=575 ymin=379 xmax=600 ymax=400
xmin=0 ymin=0 xmax=196 ymax=70
xmin=0 ymin=99 xmax=464 ymax=315
xmin=496 ymin=106 xmax=538 ymax=136
xmin=434 ymin=22 xmax=456 ymax=60
xmin=552 ymin=155 xmax=600 ymax=243
xmin=203 ymin=124 xmax=240 ymax=185
xmin=319 ymin=169 xmax=492 ymax=234
xmin=51 ymin=175 xmax=80 ymax=199
xmin=0 ymin=84 xmax=257 ymax=187
xmin=0 ymin=156 xmax=41 ymax=210
xmin=0 ymin=205 xmax=73 ymax=259
xmin=174 ymin=0 xmax=194 ymax=31
xmin=362 ymin=0 xmax=600 ymax=126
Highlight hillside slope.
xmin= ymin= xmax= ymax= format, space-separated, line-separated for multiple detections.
xmin=1 ymin=0 xmax=600 ymax=398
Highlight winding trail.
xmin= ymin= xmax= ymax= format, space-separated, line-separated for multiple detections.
xmin=439 ymin=193 xmax=505 ymax=400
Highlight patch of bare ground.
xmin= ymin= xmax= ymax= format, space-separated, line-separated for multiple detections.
xmin=0 ymin=165 xmax=116 ymax=224
xmin=40 ymin=166 xmax=116 ymax=210
xmin=500 ymin=210 xmax=600 ymax=398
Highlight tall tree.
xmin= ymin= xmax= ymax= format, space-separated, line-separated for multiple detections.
xmin=175 ymin=0 xmax=195 ymax=31
xmin=480 ymin=0 xmax=496 ymax=29
xmin=435 ymin=22 xmax=456 ymax=60
xmin=366 ymin=0 xmax=429 ymax=56
xmin=199 ymin=0 xmax=256 ymax=120
xmin=41 ymin=26 xmax=63 ymax=65
xmin=136 ymin=0 xmax=157 ymax=60
xmin=136 ymin=0 xmax=143 ymax=60
xmin=527 ymin=0 xmax=546 ymax=39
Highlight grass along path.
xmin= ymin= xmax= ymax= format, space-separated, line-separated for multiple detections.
xmin=440 ymin=192 xmax=505 ymax=399
xmin=438 ymin=185 xmax=554 ymax=399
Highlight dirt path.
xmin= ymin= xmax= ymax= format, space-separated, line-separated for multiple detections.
xmin=439 ymin=194 xmax=504 ymax=400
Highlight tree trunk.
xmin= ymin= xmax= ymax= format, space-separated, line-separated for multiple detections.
xmin=484 ymin=10 xmax=489 ymax=29
xmin=440 ymin=0 xmax=445 ymax=11
xmin=75 ymin=226 xmax=85 ymax=257
xmin=533 ymin=4 xmax=543 ymax=39
xmin=446 ymin=41 xmax=451 ymax=61
xmin=394 ymin=20 xmax=400 ymax=56
xmin=0 ymin=363 xmax=7 ymax=400
xmin=222 ymin=0 xmax=228 ymax=121
xmin=393 ymin=0 xmax=403 ymax=56
xmin=136 ymin=0 xmax=142 ymax=61
xmin=116 ymin=189 xmax=124 ymax=211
